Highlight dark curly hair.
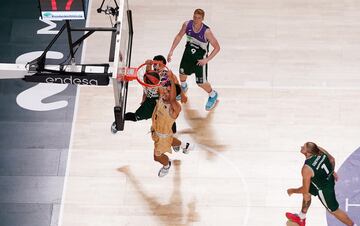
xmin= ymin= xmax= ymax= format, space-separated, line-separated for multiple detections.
xmin=153 ymin=55 xmax=167 ymax=65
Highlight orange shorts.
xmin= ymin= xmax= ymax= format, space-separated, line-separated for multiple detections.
xmin=151 ymin=130 xmax=173 ymax=156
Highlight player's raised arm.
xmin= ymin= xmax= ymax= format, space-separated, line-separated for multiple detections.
xmin=145 ymin=59 xmax=153 ymax=71
xmin=167 ymin=71 xmax=181 ymax=118
xmin=167 ymin=21 xmax=187 ymax=62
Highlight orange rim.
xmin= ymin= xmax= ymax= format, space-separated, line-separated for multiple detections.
xmin=135 ymin=61 xmax=169 ymax=88
xmin=117 ymin=61 xmax=169 ymax=88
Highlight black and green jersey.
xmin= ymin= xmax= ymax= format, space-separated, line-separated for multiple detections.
xmin=185 ymin=20 xmax=209 ymax=54
xmin=179 ymin=20 xmax=210 ymax=83
xmin=305 ymin=154 xmax=335 ymax=190
xmin=183 ymin=20 xmax=209 ymax=60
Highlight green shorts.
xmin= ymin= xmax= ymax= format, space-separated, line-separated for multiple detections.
xmin=309 ymin=182 xmax=339 ymax=212
xmin=134 ymin=97 xmax=157 ymax=120
xmin=179 ymin=43 xmax=208 ymax=84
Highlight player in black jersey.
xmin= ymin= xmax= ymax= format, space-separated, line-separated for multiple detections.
xmin=286 ymin=142 xmax=355 ymax=226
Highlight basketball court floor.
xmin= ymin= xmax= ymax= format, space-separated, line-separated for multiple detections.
xmin=1 ymin=0 xmax=360 ymax=226
xmin=59 ymin=0 xmax=360 ymax=225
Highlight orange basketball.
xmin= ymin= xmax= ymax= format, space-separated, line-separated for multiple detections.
xmin=144 ymin=71 xmax=160 ymax=85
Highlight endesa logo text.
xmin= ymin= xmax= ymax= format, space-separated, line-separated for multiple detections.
xmin=24 ymin=73 xmax=110 ymax=86
xmin=45 ymin=76 xmax=99 ymax=85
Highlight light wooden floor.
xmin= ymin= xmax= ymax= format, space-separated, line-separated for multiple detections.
xmin=60 ymin=0 xmax=360 ymax=225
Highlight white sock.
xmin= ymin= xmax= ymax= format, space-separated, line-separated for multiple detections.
xmin=181 ymin=82 xmax=187 ymax=87
xmin=298 ymin=211 xmax=306 ymax=219
xmin=164 ymin=163 xmax=170 ymax=169
xmin=209 ymin=90 xmax=216 ymax=98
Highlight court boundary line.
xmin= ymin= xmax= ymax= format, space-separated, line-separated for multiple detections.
xmin=57 ymin=84 xmax=80 ymax=226
xmin=57 ymin=0 xmax=93 ymax=225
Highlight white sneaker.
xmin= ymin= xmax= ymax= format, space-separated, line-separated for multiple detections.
xmin=158 ymin=161 xmax=172 ymax=177
xmin=172 ymin=146 xmax=180 ymax=152
xmin=182 ymin=143 xmax=194 ymax=154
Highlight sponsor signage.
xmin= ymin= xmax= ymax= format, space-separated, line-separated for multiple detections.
xmin=38 ymin=0 xmax=86 ymax=20
xmin=24 ymin=73 xmax=110 ymax=86
xmin=41 ymin=11 xmax=85 ymax=20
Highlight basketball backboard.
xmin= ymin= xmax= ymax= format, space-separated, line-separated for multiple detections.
xmin=111 ymin=0 xmax=133 ymax=132
xmin=0 ymin=0 xmax=132 ymax=132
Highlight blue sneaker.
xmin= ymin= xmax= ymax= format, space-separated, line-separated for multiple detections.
xmin=176 ymin=83 xmax=188 ymax=100
xmin=205 ymin=91 xmax=218 ymax=111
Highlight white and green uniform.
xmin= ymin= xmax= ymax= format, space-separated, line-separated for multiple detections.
xmin=179 ymin=20 xmax=209 ymax=84
xmin=304 ymin=154 xmax=339 ymax=212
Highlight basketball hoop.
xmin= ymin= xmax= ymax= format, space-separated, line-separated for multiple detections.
xmin=117 ymin=60 xmax=169 ymax=88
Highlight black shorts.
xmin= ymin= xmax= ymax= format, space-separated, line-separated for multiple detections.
xmin=179 ymin=43 xmax=208 ymax=84
xmin=134 ymin=97 xmax=157 ymax=120
xmin=309 ymin=182 xmax=339 ymax=212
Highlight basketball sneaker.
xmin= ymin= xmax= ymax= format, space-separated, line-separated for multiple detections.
xmin=172 ymin=143 xmax=194 ymax=154
xmin=182 ymin=142 xmax=194 ymax=154
xmin=286 ymin=212 xmax=306 ymax=226
xmin=158 ymin=161 xmax=172 ymax=177
xmin=172 ymin=146 xmax=180 ymax=152
xmin=205 ymin=91 xmax=218 ymax=111
xmin=176 ymin=83 xmax=188 ymax=100
xmin=181 ymin=83 xmax=188 ymax=93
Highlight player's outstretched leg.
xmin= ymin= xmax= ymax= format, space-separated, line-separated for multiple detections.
xmin=176 ymin=74 xmax=189 ymax=101
xmin=124 ymin=112 xmax=137 ymax=121
xmin=331 ymin=209 xmax=355 ymax=226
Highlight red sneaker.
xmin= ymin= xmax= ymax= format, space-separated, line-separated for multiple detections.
xmin=285 ymin=212 xmax=306 ymax=226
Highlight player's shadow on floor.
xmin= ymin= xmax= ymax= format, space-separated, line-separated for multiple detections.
xmin=286 ymin=220 xmax=299 ymax=226
xmin=117 ymin=160 xmax=199 ymax=226
xmin=180 ymin=102 xmax=227 ymax=160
